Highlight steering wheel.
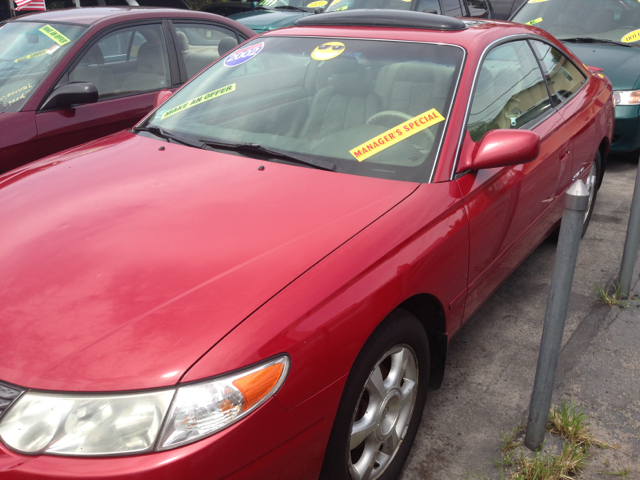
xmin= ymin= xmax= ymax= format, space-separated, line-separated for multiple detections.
xmin=365 ymin=110 xmax=435 ymax=148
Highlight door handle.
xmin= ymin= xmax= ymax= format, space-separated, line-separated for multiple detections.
xmin=560 ymin=150 xmax=570 ymax=162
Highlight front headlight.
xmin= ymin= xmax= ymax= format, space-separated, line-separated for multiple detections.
xmin=613 ymin=90 xmax=640 ymax=106
xmin=0 ymin=355 xmax=289 ymax=456
xmin=0 ymin=390 xmax=174 ymax=455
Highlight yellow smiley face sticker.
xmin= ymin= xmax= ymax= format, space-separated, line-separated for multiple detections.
xmin=311 ymin=42 xmax=346 ymax=61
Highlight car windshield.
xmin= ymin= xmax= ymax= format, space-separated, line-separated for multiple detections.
xmin=257 ymin=0 xmax=328 ymax=12
xmin=324 ymin=0 xmax=411 ymax=13
xmin=0 ymin=21 xmax=87 ymax=113
xmin=140 ymin=36 xmax=464 ymax=183
xmin=512 ymin=0 xmax=640 ymax=47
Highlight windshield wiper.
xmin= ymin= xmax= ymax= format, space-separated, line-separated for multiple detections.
xmin=560 ymin=37 xmax=635 ymax=48
xmin=133 ymin=126 xmax=336 ymax=171
xmin=274 ymin=5 xmax=310 ymax=11
xmin=200 ymin=140 xmax=337 ymax=171
xmin=132 ymin=125 xmax=208 ymax=149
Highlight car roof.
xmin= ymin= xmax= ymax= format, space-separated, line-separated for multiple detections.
xmin=9 ymin=7 xmax=255 ymax=36
xmin=266 ymin=14 xmax=552 ymax=52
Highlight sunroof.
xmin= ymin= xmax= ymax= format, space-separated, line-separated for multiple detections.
xmin=295 ymin=10 xmax=467 ymax=31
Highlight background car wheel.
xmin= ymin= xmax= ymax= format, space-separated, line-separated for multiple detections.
xmin=320 ymin=310 xmax=430 ymax=480
xmin=582 ymin=150 xmax=601 ymax=238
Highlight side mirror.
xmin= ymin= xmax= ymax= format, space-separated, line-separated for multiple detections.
xmin=41 ymin=82 xmax=98 ymax=110
xmin=459 ymin=130 xmax=540 ymax=172
xmin=154 ymin=89 xmax=173 ymax=109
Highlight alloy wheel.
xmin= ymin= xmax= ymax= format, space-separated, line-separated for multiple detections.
xmin=584 ymin=161 xmax=597 ymax=224
xmin=348 ymin=345 xmax=418 ymax=480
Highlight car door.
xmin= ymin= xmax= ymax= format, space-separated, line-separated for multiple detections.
xmin=35 ymin=21 xmax=180 ymax=158
xmin=169 ymin=21 xmax=243 ymax=81
xmin=454 ymin=39 xmax=567 ymax=325
xmin=530 ymin=41 xmax=595 ymax=186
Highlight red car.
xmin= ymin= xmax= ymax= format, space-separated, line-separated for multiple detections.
xmin=0 ymin=7 xmax=255 ymax=173
xmin=0 ymin=10 xmax=613 ymax=480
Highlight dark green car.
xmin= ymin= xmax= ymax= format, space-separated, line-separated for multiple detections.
xmin=511 ymin=0 xmax=640 ymax=154
xmin=231 ymin=0 xmax=493 ymax=34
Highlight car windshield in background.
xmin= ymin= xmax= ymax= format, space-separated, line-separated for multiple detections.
xmin=0 ymin=22 xmax=87 ymax=112
xmin=141 ymin=37 xmax=464 ymax=183
xmin=257 ymin=0 xmax=328 ymax=12
xmin=324 ymin=0 xmax=411 ymax=13
xmin=512 ymin=0 xmax=640 ymax=46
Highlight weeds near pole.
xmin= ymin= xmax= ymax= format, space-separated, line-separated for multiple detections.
xmin=466 ymin=401 xmax=628 ymax=479
xmin=595 ymin=284 xmax=629 ymax=307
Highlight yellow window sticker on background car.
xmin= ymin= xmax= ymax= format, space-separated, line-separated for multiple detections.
xmin=311 ymin=42 xmax=345 ymax=61
xmin=528 ymin=0 xmax=548 ymax=3
xmin=622 ymin=29 xmax=640 ymax=43
xmin=39 ymin=25 xmax=70 ymax=46
xmin=525 ymin=17 xmax=543 ymax=25
xmin=14 ymin=49 xmax=48 ymax=63
xmin=349 ymin=108 xmax=445 ymax=162
xmin=307 ymin=1 xmax=327 ymax=7
xmin=161 ymin=83 xmax=236 ymax=120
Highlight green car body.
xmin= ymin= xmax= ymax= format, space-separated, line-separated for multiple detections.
xmin=511 ymin=0 xmax=640 ymax=154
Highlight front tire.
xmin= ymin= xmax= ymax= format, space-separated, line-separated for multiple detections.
xmin=320 ymin=310 xmax=430 ymax=480
xmin=582 ymin=150 xmax=601 ymax=237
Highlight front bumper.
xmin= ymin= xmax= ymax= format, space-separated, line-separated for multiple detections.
xmin=611 ymin=104 xmax=640 ymax=153
xmin=0 ymin=375 xmax=346 ymax=480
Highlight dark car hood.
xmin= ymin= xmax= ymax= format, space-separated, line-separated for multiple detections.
xmin=563 ymin=43 xmax=640 ymax=90
xmin=231 ymin=9 xmax=311 ymax=32
xmin=0 ymin=132 xmax=416 ymax=392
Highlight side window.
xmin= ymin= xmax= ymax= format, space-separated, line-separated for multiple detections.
xmin=466 ymin=0 xmax=489 ymax=17
xmin=173 ymin=23 xmax=239 ymax=79
xmin=417 ymin=0 xmax=442 ymax=13
xmin=531 ymin=41 xmax=586 ymax=104
xmin=467 ymin=41 xmax=552 ymax=142
xmin=66 ymin=24 xmax=171 ymax=100
xmin=440 ymin=0 xmax=463 ymax=16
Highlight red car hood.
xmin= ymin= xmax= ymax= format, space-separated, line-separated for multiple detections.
xmin=0 ymin=132 xmax=416 ymax=392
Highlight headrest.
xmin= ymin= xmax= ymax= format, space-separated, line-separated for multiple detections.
xmin=175 ymin=31 xmax=189 ymax=52
xmin=137 ymin=42 xmax=164 ymax=75
xmin=332 ymin=70 xmax=373 ymax=95
xmin=328 ymin=55 xmax=358 ymax=73
xmin=83 ymin=45 xmax=105 ymax=65
xmin=217 ymin=37 xmax=238 ymax=57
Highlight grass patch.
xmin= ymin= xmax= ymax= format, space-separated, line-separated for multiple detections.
xmin=469 ymin=401 xmax=624 ymax=479
xmin=595 ymin=284 xmax=629 ymax=307
xmin=597 ymin=467 xmax=632 ymax=477
xmin=513 ymin=442 xmax=589 ymax=480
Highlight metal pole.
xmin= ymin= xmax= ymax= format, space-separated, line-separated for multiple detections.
xmin=619 ymin=163 xmax=640 ymax=297
xmin=525 ymin=180 xmax=590 ymax=451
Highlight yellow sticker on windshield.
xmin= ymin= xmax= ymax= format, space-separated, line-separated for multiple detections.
xmin=14 ymin=48 xmax=48 ymax=63
xmin=0 ymin=83 xmax=33 ymax=105
xmin=528 ymin=0 xmax=548 ymax=3
xmin=311 ymin=42 xmax=345 ymax=61
xmin=39 ymin=25 xmax=70 ymax=46
xmin=307 ymin=1 xmax=327 ymax=7
xmin=525 ymin=17 xmax=543 ymax=25
xmin=349 ymin=109 xmax=445 ymax=162
xmin=160 ymin=83 xmax=235 ymax=120
xmin=622 ymin=29 xmax=640 ymax=43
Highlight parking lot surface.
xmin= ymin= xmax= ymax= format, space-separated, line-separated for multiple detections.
xmin=400 ymin=154 xmax=640 ymax=479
